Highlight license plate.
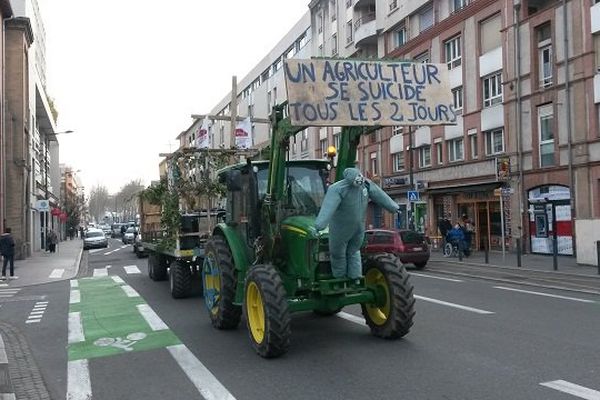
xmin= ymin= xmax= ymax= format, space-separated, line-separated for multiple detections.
xmin=413 ymin=247 xmax=423 ymax=251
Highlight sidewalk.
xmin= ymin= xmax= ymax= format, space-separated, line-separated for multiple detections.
xmin=1 ymin=239 xmax=82 ymax=288
xmin=429 ymin=249 xmax=600 ymax=278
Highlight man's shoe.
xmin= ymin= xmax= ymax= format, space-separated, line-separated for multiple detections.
xmin=9 ymin=276 xmax=18 ymax=280
xmin=0 ymin=276 xmax=5 ymax=281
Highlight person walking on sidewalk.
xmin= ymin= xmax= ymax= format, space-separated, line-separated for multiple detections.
xmin=47 ymin=229 xmax=58 ymax=253
xmin=0 ymin=228 xmax=16 ymax=280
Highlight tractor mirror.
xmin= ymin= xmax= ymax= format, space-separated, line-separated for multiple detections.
xmin=226 ymin=170 xmax=242 ymax=191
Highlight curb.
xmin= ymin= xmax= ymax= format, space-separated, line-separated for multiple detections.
xmin=0 ymin=332 xmax=15 ymax=400
xmin=429 ymin=258 xmax=600 ymax=280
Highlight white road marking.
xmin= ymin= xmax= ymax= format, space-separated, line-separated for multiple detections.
xmin=25 ymin=319 xmax=41 ymax=324
xmin=67 ymin=359 xmax=92 ymax=400
xmin=32 ymin=306 xmax=47 ymax=311
xmin=120 ymin=245 xmax=128 ymax=249
xmin=88 ymin=248 xmax=104 ymax=254
xmin=49 ymin=269 xmax=65 ymax=279
xmin=540 ymin=380 xmax=600 ymax=399
xmin=68 ymin=312 xmax=85 ymax=344
xmin=494 ymin=286 xmax=595 ymax=303
xmin=168 ymin=344 xmax=237 ymax=400
xmin=70 ymin=280 xmax=79 ymax=288
xmin=0 ymin=332 xmax=8 ymax=363
xmin=35 ymin=301 xmax=48 ymax=304
xmin=123 ymin=265 xmax=141 ymax=274
xmin=70 ymin=290 xmax=81 ymax=304
xmin=111 ymin=276 xmax=125 ymax=284
xmin=410 ymin=273 xmax=463 ymax=282
xmin=337 ymin=312 xmax=365 ymax=325
xmin=414 ymin=295 xmax=495 ymax=314
xmin=93 ymin=267 xmax=108 ymax=277
xmin=29 ymin=311 xmax=45 ymax=316
xmin=121 ymin=285 xmax=140 ymax=298
xmin=137 ymin=304 xmax=168 ymax=331
xmin=0 ymin=290 xmax=19 ymax=294
xmin=0 ymin=284 xmax=7 ymax=287
xmin=0 ymin=394 xmax=16 ymax=400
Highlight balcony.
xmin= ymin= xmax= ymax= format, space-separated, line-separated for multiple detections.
xmin=354 ymin=0 xmax=375 ymax=10
xmin=354 ymin=13 xmax=377 ymax=48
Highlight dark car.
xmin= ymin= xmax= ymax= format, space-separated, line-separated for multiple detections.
xmin=362 ymin=229 xmax=430 ymax=269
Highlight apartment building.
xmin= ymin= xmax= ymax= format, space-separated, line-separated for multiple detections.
xmin=0 ymin=0 xmax=11 ymax=237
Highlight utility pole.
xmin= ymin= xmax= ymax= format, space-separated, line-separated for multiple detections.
xmin=229 ymin=76 xmax=238 ymax=149
xmin=407 ymin=126 xmax=415 ymax=231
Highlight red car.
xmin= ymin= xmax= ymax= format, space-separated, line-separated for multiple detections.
xmin=363 ymin=229 xmax=430 ymax=269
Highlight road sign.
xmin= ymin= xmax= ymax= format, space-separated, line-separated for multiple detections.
xmin=36 ymin=199 xmax=50 ymax=212
xmin=407 ymin=191 xmax=420 ymax=202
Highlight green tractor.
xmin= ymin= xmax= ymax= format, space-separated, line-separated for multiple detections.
xmin=202 ymin=104 xmax=415 ymax=358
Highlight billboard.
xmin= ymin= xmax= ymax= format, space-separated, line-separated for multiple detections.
xmin=284 ymin=58 xmax=457 ymax=127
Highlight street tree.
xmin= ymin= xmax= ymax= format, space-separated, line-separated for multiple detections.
xmin=88 ymin=185 xmax=110 ymax=223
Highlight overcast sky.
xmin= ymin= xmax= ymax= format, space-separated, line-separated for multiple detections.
xmin=41 ymin=0 xmax=309 ymax=194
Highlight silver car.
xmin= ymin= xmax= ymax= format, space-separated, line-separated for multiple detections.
xmin=84 ymin=229 xmax=108 ymax=250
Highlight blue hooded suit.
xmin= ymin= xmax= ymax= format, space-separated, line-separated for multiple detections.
xmin=315 ymin=168 xmax=399 ymax=279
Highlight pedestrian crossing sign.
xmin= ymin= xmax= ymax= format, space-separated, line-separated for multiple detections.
xmin=407 ymin=191 xmax=420 ymax=202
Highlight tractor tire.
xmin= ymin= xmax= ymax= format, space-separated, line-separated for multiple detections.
xmin=154 ymin=254 xmax=168 ymax=281
xmin=361 ymin=253 xmax=415 ymax=339
xmin=244 ymin=264 xmax=291 ymax=358
xmin=170 ymin=261 xmax=192 ymax=299
xmin=147 ymin=252 xmax=156 ymax=280
xmin=202 ymin=236 xmax=241 ymax=329
xmin=414 ymin=262 xmax=427 ymax=270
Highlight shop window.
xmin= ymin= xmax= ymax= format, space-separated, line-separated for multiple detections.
xmin=485 ymin=128 xmax=504 ymax=155
xmin=535 ymin=214 xmax=548 ymax=237
xmin=538 ymin=104 xmax=554 ymax=167
xmin=445 ymin=36 xmax=462 ymax=70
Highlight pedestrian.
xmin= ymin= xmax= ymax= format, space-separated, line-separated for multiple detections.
xmin=0 ymin=228 xmax=16 ymax=280
xmin=447 ymin=222 xmax=466 ymax=256
xmin=79 ymin=226 xmax=84 ymax=240
xmin=48 ymin=230 xmax=58 ymax=253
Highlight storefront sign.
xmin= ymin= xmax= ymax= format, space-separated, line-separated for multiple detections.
xmin=384 ymin=176 xmax=407 ymax=187
xmin=284 ymin=59 xmax=456 ymax=126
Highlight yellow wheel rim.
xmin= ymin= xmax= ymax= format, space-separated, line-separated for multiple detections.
xmin=364 ymin=268 xmax=390 ymax=326
xmin=246 ymin=281 xmax=265 ymax=344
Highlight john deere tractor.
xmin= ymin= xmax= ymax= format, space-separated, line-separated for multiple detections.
xmin=202 ymin=103 xmax=415 ymax=358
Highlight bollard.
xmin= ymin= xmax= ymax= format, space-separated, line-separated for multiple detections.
xmin=553 ymin=237 xmax=558 ymax=271
xmin=516 ymin=238 xmax=522 ymax=268
xmin=484 ymin=242 xmax=489 ymax=264
xmin=597 ymin=241 xmax=600 ymax=276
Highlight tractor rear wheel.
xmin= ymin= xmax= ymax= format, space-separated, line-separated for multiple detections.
xmin=148 ymin=252 xmax=168 ymax=281
xmin=170 ymin=261 xmax=191 ymax=299
xmin=244 ymin=264 xmax=291 ymax=358
xmin=202 ymin=236 xmax=241 ymax=329
xmin=361 ymin=253 xmax=415 ymax=339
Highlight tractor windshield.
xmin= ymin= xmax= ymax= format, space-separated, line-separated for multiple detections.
xmin=256 ymin=164 xmax=327 ymax=216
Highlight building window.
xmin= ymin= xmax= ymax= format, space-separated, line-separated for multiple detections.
xmin=370 ymin=152 xmax=378 ymax=176
xmin=538 ymin=105 xmax=554 ymax=167
xmin=301 ymin=130 xmax=308 ymax=152
xmin=392 ymin=152 xmax=405 ymax=172
xmin=285 ymin=46 xmax=295 ymax=60
xmin=482 ymin=72 xmax=503 ymax=107
xmin=317 ymin=12 xmax=323 ymax=33
xmin=452 ymin=86 xmax=463 ymax=113
xmin=346 ymin=20 xmax=353 ymax=44
xmin=452 ymin=0 xmax=468 ymax=13
xmin=392 ymin=26 xmax=407 ymax=49
xmin=414 ymin=51 xmax=429 ymax=63
xmin=392 ymin=126 xmax=403 ymax=136
xmin=485 ymin=128 xmax=504 ymax=155
xmin=594 ymin=35 xmax=600 ymax=72
xmin=389 ymin=0 xmax=398 ymax=11
xmin=538 ymin=24 xmax=553 ymax=88
xmin=334 ymin=133 xmax=340 ymax=150
xmin=480 ymin=13 xmax=501 ymax=54
xmin=320 ymin=138 xmax=328 ymax=157
xmin=331 ymin=0 xmax=337 ymax=21
xmin=436 ymin=142 xmax=443 ymax=165
xmin=273 ymin=57 xmax=282 ymax=72
xmin=332 ymin=33 xmax=338 ymax=55
xmin=346 ymin=0 xmax=352 ymax=8
xmin=444 ymin=36 xmax=462 ymax=70
xmin=220 ymin=126 xmax=225 ymax=146
xmin=318 ymin=44 xmax=323 ymax=56
xmin=419 ymin=5 xmax=434 ymax=32
xmin=448 ymin=138 xmax=464 ymax=162
xmin=419 ymin=146 xmax=431 ymax=168
xmin=470 ymin=133 xmax=478 ymax=159
xmin=298 ymin=31 xmax=309 ymax=49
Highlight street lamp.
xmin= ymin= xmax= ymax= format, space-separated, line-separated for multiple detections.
xmin=43 ymin=130 xmax=74 ymax=250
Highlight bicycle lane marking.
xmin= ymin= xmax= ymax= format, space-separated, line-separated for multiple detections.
xmin=67 ymin=276 xmax=236 ymax=400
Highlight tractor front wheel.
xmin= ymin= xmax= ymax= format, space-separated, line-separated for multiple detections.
xmin=361 ymin=254 xmax=415 ymax=339
xmin=202 ymin=236 xmax=241 ymax=329
xmin=244 ymin=264 xmax=291 ymax=358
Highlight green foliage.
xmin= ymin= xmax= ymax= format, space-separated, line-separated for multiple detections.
xmin=157 ymin=190 xmax=180 ymax=251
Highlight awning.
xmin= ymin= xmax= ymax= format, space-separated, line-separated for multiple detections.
xmin=427 ymin=182 xmax=501 ymax=195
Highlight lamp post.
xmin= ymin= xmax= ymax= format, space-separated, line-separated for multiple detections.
xmin=43 ymin=130 xmax=74 ymax=250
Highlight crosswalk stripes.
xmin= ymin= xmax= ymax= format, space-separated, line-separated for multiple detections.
xmin=0 ymin=288 xmax=20 ymax=298
xmin=26 ymin=301 xmax=48 ymax=324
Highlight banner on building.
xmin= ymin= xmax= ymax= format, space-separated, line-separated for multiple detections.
xmin=283 ymin=58 xmax=457 ymax=127
xmin=196 ymin=117 xmax=211 ymax=149
xmin=234 ymin=117 xmax=252 ymax=149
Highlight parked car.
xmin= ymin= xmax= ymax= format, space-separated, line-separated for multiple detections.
xmin=83 ymin=228 xmax=109 ymax=250
xmin=362 ymin=229 xmax=430 ymax=269
xmin=122 ymin=227 xmax=138 ymax=244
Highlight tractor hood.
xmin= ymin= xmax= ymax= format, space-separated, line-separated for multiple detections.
xmin=281 ymin=215 xmax=328 ymax=239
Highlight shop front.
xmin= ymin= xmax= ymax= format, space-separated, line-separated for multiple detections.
xmin=528 ymin=185 xmax=573 ymax=256
xmin=429 ymin=182 xmax=508 ymax=251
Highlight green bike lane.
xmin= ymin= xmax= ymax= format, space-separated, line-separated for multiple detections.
xmin=67 ymin=275 xmax=236 ymax=400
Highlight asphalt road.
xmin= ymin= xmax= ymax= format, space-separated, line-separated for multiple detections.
xmin=3 ymin=238 xmax=600 ymax=400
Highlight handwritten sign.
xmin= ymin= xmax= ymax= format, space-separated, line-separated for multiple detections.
xmin=284 ymin=59 xmax=457 ymax=127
